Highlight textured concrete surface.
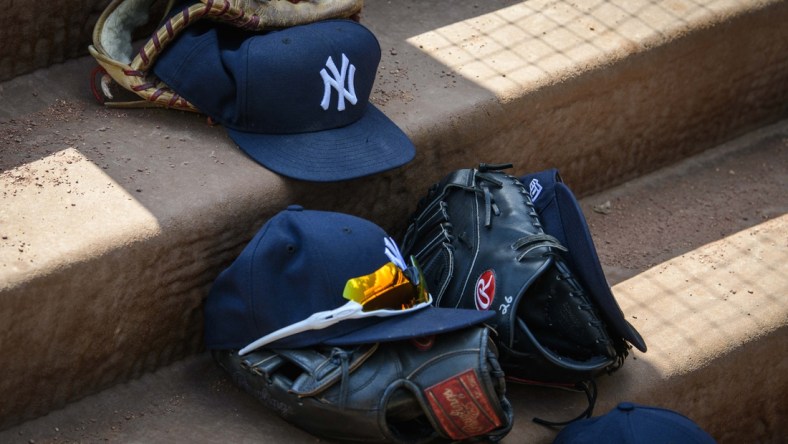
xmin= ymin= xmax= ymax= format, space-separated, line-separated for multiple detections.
xmin=0 ymin=0 xmax=168 ymax=82
xmin=1 ymin=0 xmax=787 ymax=431
xmin=1 ymin=120 xmax=785 ymax=443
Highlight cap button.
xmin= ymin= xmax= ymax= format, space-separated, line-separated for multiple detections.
xmin=286 ymin=205 xmax=304 ymax=212
xmin=617 ymin=402 xmax=635 ymax=411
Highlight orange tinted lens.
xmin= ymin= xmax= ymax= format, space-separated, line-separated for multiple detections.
xmin=343 ymin=262 xmax=429 ymax=312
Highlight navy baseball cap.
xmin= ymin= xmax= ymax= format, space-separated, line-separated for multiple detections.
xmin=152 ymin=17 xmax=415 ymax=182
xmin=553 ymin=402 xmax=716 ymax=443
xmin=204 ymin=206 xmax=494 ymax=350
xmin=519 ymin=169 xmax=647 ymax=352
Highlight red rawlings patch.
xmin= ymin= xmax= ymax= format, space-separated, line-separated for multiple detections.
xmin=424 ymin=369 xmax=503 ymax=440
xmin=474 ymin=270 xmax=496 ymax=310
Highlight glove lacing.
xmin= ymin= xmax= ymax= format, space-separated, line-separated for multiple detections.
xmin=330 ymin=348 xmax=352 ymax=409
xmin=532 ymin=379 xmax=598 ymax=427
xmin=473 ymin=165 xmax=572 ymax=263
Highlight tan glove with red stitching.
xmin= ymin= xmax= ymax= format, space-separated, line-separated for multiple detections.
xmin=89 ymin=0 xmax=363 ymax=110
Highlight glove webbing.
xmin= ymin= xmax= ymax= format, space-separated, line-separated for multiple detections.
xmin=404 ymin=165 xmax=541 ymax=259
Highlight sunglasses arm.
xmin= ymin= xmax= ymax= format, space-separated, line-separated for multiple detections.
xmin=238 ymin=300 xmax=364 ymax=355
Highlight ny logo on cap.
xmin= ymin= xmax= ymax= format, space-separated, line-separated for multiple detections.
xmin=320 ymin=53 xmax=358 ymax=112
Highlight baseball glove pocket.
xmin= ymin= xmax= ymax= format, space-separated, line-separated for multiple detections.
xmin=513 ymin=256 xmax=619 ymax=377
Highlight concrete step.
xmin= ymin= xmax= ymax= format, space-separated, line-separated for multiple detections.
xmin=1 ymin=119 xmax=786 ymax=443
xmin=1 ymin=0 xmax=787 ymax=433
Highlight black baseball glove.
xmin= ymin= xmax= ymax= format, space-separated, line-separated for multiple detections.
xmin=400 ymin=163 xmax=645 ymax=422
xmin=214 ymin=326 xmax=514 ymax=443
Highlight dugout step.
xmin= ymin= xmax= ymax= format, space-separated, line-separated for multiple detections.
xmin=1 ymin=118 xmax=785 ymax=443
xmin=1 ymin=0 xmax=787 ymax=434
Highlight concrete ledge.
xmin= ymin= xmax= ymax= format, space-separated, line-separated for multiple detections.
xmin=592 ymin=217 xmax=787 ymax=443
xmin=1 ymin=120 xmax=785 ymax=442
xmin=1 ymin=0 xmax=787 ymax=429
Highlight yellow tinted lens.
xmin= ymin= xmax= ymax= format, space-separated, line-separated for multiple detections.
xmin=343 ymin=262 xmax=429 ymax=312
xmin=410 ymin=258 xmax=429 ymax=304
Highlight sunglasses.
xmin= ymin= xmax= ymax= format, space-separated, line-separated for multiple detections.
xmin=343 ymin=260 xmax=429 ymax=311
xmin=238 ymin=240 xmax=431 ymax=355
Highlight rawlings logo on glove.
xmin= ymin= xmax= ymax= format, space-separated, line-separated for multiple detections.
xmin=425 ymin=368 xmax=504 ymax=440
xmin=475 ymin=270 xmax=496 ymax=310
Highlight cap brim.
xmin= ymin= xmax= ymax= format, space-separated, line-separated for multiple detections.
xmin=256 ymin=304 xmax=494 ymax=350
xmin=521 ymin=170 xmax=647 ymax=353
xmin=554 ymin=403 xmax=717 ymax=444
xmin=552 ymin=184 xmax=647 ymax=352
xmin=324 ymin=306 xmax=496 ymax=346
xmin=227 ymin=104 xmax=415 ymax=182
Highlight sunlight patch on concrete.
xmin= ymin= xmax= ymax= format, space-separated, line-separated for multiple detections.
xmin=0 ymin=148 xmax=160 ymax=289
xmin=612 ymin=214 xmax=787 ymax=377
xmin=405 ymin=0 xmax=762 ymax=98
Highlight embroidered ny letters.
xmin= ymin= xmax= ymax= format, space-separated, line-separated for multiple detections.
xmin=320 ymin=54 xmax=358 ymax=111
